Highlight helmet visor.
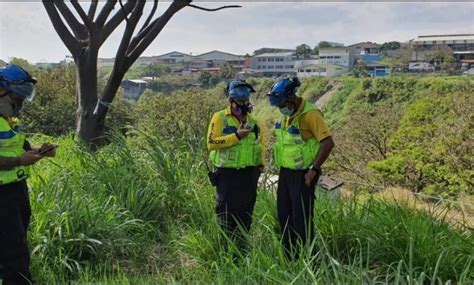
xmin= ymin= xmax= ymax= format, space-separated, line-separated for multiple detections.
xmin=228 ymin=86 xmax=252 ymax=99
xmin=267 ymin=94 xmax=287 ymax=106
xmin=9 ymin=82 xmax=36 ymax=101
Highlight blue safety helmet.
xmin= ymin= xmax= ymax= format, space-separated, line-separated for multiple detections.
xmin=267 ymin=77 xmax=301 ymax=106
xmin=0 ymin=64 xmax=37 ymax=101
xmin=226 ymin=80 xmax=255 ymax=99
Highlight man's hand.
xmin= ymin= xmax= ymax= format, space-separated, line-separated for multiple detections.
xmin=236 ymin=127 xmax=251 ymax=139
xmin=304 ymin=169 xmax=318 ymax=188
xmin=20 ymin=151 xmax=43 ymax=166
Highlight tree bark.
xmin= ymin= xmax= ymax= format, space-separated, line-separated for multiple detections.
xmin=75 ymin=48 xmax=102 ymax=147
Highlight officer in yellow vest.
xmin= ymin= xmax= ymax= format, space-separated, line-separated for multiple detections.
xmin=267 ymin=77 xmax=335 ymax=258
xmin=207 ymin=80 xmax=264 ymax=246
xmin=0 ymin=64 xmax=56 ymax=284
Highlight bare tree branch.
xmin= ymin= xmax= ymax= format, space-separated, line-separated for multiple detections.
xmin=96 ymin=0 xmax=117 ymax=28
xmin=42 ymin=1 xmax=81 ymax=56
xmin=88 ymin=0 xmax=99 ymax=19
xmin=71 ymin=0 xmax=92 ymax=30
xmin=100 ymin=1 xmax=145 ymax=108
xmin=100 ymin=0 xmax=135 ymax=47
xmin=127 ymin=15 xmax=160 ymax=53
xmin=187 ymin=4 xmax=242 ymax=12
xmin=128 ymin=0 xmax=161 ymax=51
xmin=139 ymin=0 xmax=158 ymax=33
xmin=53 ymin=0 xmax=88 ymax=40
xmin=128 ymin=0 xmax=190 ymax=62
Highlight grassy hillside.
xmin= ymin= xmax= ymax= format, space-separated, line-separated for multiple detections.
xmin=28 ymin=134 xmax=473 ymax=284
xmin=22 ymin=74 xmax=473 ymax=283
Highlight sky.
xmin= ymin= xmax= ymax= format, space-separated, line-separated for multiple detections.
xmin=1 ymin=1 xmax=473 ymax=63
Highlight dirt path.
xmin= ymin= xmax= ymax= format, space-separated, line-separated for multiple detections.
xmin=315 ymin=80 xmax=341 ymax=108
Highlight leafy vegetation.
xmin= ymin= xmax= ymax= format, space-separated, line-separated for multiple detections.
xmin=5 ymin=64 xmax=472 ymax=283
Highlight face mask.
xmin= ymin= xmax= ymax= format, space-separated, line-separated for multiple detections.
xmin=279 ymin=106 xmax=294 ymax=116
xmin=12 ymin=97 xmax=24 ymax=115
xmin=0 ymin=95 xmax=15 ymax=117
xmin=231 ymin=101 xmax=253 ymax=117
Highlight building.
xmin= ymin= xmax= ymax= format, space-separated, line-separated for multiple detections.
xmin=319 ymin=47 xmax=354 ymax=68
xmin=293 ymin=58 xmax=319 ymax=69
xmin=97 ymin=57 xmax=115 ymax=67
xmin=121 ymin=79 xmax=147 ymax=100
xmin=195 ymin=50 xmax=246 ymax=69
xmin=250 ymin=52 xmax=297 ymax=76
xmin=297 ymin=63 xmax=348 ymax=78
xmin=183 ymin=59 xmax=211 ymax=70
xmin=35 ymin=62 xmax=62 ymax=70
xmin=135 ymin=56 xmax=160 ymax=65
xmin=349 ymin=42 xmax=380 ymax=65
xmin=156 ymin=51 xmax=194 ymax=64
xmin=410 ymin=34 xmax=474 ymax=62
xmin=365 ymin=62 xmax=391 ymax=77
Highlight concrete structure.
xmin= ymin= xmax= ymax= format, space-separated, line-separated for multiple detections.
xmin=35 ymin=62 xmax=62 ymax=70
xmin=183 ymin=59 xmax=211 ymax=70
xmin=97 ymin=57 xmax=115 ymax=67
xmin=293 ymin=58 xmax=319 ymax=69
xmin=349 ymin=42 xmax=380 ymax=65
xmin=360 ymin=54 xmax=382 ymax=63
xmin=411 ymin=34 xmax=474 ymax=62
xmin=319 ymin=47 xmax=354 ymax=68
xmin=196 ymin=50 xmax=246 ymax=69
xmin=250 ymin=52 xmax=297 ymax=76
xmin=297 ymin=63 xmax=348 ymax=78
xmin=156 ymin=51 xmax=194 ymax=64
xmin=316 ymin=175 xmax=344 ymax=201
xmin=121 ymin=79 xmax=147 ymax=100
xmin=365 ymin=62 xmax=391 ymax=77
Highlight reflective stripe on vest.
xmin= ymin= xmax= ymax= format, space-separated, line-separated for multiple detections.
xmin=274 ymin=102 xmax=320 ymax=170
xmin=0 ymin=117 xmax=29 ymax=185
xmin=210 ymin=111 xmax=262 ymax=168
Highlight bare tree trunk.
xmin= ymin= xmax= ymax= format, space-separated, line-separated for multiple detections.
xmin=75 ymin=49 xmax=103 ymax=146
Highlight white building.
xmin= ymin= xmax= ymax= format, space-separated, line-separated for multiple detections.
xmin=250 ymin=52 xmax=297 ymax=76
xmin=411 ymin=34 xmax=474 ymax=63
xmin=319 ymin=47 xmax=354 ymax=68
xmin=297 ymin=63 xmax=348 ymax=78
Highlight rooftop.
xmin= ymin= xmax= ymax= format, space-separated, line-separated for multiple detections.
xmin=413 ymin=34 xmax=474 ymax=42
xmin=254 ymin=52 xmax=295 ymax=57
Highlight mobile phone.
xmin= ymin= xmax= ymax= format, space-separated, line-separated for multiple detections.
xmin=38 ymin=145 xmax=58 ymax=156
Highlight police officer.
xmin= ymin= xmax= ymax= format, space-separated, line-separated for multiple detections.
xmin=207 ymin=80 xmax=264 ymax=247
xmin=0 ymin=64 xmax=56 ymax=284
xmin=267 ymin=77 xmax=335 ymax=258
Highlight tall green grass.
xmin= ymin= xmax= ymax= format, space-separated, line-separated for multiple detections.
xmin=25 ymin=132 xmax=473 ymax=284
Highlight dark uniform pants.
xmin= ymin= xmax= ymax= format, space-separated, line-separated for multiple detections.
xmin=215 ymin=167 xmax=259 ymax=246
xmin=0 ymin=181 xmax=32 ymax=285
xmin=277 ymin=167 xmax=318 ymax=259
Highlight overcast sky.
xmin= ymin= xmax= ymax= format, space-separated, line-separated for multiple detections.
xmin=1 ymin=1 xmax=473 ymax=63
